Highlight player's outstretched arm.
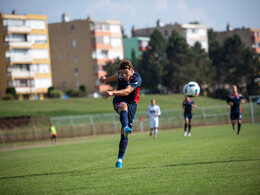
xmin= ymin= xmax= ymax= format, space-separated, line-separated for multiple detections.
xmin=103 ymin=85 xmax=134 ymax=99
xmin=100 ymin=74 xmax=118 ymax=83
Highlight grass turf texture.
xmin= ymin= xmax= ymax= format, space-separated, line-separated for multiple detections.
xmin=0 ymin=94 xmax=225 ymax=118
xmin=0 ymin=124 xmax=259 ymax=194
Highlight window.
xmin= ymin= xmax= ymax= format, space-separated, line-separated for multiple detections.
xmin=108 ymin=50 xmax=123 ymax=59
xmin=103 ymin=36 xmax=110 ymax=44
xmin=5 ymin=49 xmax=30 ymax=58
xmin=95 ymin=79 xmax=100 ymax=86
xmin=74 ymin=67 xmax=78 ymax=75
xmin=5 ymin=34 xmax=26 ymax=42
xmin=59 ymin=54 xmax=64 ymax=59
xmin=73 ymin=54 xmax=77 ymax=61
xmin=3 ymin=19 xmax=25 ymax=27
xmin=28 ymin=34 xmax=47 ymax=43
xmin=28 ymin=20 xmax=45 ymax=29
xmin=111 ymin=38 xmax=121 ymax=47
xmin=93 ymin=49 xmax=108 ymax=59
xmin=30 ymin=64 xmax=49 ymax=73
xmin=110 ymin=25 xmax=120 ymax=33
xmin=35 ymin=78 xmax=51 ymax=88
xmin=62 ymin=81 xmax=66 ymax=87
xmin=32 ymin=49 xmax=48 ymax=59
xmin=72 ymin=40 xmax=76 ymax=47
xmin=138 ymin=40 xmax=148 ymax=48
xmin=71 ymin=26 xmax=75 ymax=33
xmin=75 ymin=81 xmax=79 ymax=88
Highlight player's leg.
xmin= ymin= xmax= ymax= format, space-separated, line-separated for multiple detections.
xmin=153 ymin=118 xmax=159 ymax=138
xmin=230 ymin=113 xmax=235 ymax=130
xmin=237 ymin=113 xmax=242 ymax=135
xmin=188 ymin=114 xmax=192 ymax=136
xmin=184 ymin=117 xmax=189 ymax=136
xmin=149 ymin=119 xmax=154 ymax=137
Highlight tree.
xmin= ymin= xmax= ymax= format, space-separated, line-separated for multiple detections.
xmin=131 ymin=48 xmax=138 ymax=71
xmin=6 ymin=87 xmax=18 ymax=99
xmin=190 ymin=42 xmax=215 ymax=95
xmin=103 ymin=58 xmax=121 ymax=87
xmin=163 ymin=30 xmax=190 ymax=93
xmin=139 ymin=30 xmax=167 ymax=93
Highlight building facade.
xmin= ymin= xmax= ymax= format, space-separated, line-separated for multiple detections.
xmin=133 ymin=20 xmax=208 ymax=52
xmin=0 ymin=11 xmax=53 ymax=100
xmin=217 ymin=25 xmax=260 ymax=54
xmin=49 ymin=17 xmax=124 ymax=94
xmin=123 ymin=36 xmax=150 ymax=60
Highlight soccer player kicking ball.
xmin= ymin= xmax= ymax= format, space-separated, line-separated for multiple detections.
xmin=100 ymin=59 xmax=142 ymax=168
xmin=147 ymin=99 xmax=161 ymax=138
xmin=227 ymin=85 xmax=244 ymax=135
xmin=183 ymin=96 xmax=197 ymax=136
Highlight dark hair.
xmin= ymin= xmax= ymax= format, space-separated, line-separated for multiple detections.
xmin=119 ymin=59 xmax=133 ymax=70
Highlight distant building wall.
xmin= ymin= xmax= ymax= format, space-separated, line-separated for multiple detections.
xmin=49 ymin=20 xmax=94 ymax=94
xmin=123 ymin=37 xmax=150 ymax=60
xmin=217 ymin=26 xmax=260 ymax=54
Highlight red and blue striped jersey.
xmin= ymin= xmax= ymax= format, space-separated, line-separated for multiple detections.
xmin=117 ymin=71 xmax=142 ymax=104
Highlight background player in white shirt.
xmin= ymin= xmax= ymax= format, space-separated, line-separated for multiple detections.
xmin=147 ymin=99 xmax=161 ymax=138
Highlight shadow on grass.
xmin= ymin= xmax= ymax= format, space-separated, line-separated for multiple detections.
xmin=1 ymin=158 xmax=259 ymax=180
xmin=129 ymin=158 xmax=260 ymax=170
xmin=165 ymin=158 xmax=260 ymax=167
xmin=0 ymin=169 xmax=102 ymax=180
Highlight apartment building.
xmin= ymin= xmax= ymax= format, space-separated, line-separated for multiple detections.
xmin=49 ymin=16 xmax=124 ymax=94
xmin=217 ymin=24 xmax=260 ymax=54
xmin=123 ymin=36 xmax=150 ymax=60
xmin=0 ymin=11 xmax=53 ymax=100
xmin=133 ymin=20 xmax=208 ymax=52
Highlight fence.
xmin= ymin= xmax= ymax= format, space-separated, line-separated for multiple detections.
xmin=0 ymin=104 xmax=257 ymax=144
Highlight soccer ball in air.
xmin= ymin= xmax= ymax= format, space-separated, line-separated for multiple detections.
xmin=183 ymin=82 xmax=200 ymax=97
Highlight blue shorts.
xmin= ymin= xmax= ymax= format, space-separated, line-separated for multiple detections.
xmin=184 ymin=113 xmax=192 ymax=122
xmin=113 ymin=96 xmax=137 ymax=128
xmin=230 ymin=113 xmax=242 ymax=121
xmin=51 ymin=135 xmax=56 ymax=139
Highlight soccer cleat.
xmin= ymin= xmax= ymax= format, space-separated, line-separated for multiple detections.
xmin=188 ymin=133 xmax=191 ymax=137
xmin=149 ymin=132 xmax=152 ymax=137
xmin=124 ymin=126 xmax=132 ymax=138
xmin=115 ymin=161 xmax=122 ymax=168
xmin=184 ymin=131 xmax=187 ymax=136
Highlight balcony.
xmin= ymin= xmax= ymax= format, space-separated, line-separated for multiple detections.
xmin=5 ymin=41 xmax=33 ymax=48
xmin=15 ymin=87 xmax=36 ymax=93
xmin=4 ymin=26 xmax=31 ymax=33
xmin=7 ymin=71 xmax=35 ymax=78
xmin=6 ymin=56 xmax=34 ymax=63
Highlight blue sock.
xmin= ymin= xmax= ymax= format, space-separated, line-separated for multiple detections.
xmin=120 ymin=110 xmax=128 ymax=129
xmin=118 ymin=134 xmax=128 ymax=160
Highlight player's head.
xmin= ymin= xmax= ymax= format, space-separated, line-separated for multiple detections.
xmin=232 ymin=85 xmax=237 ymax=94
xmin=50 ymin=123 xmax=53 ymax=126
xmin=119 ymin=59 xmax=133 ymax=81
xmin=151 ymin=99 xmax=156 ymax=106
xmin=185 ymin=96 xmax=190 ymax=101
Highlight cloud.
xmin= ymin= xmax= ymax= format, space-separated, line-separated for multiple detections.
xmin=154 ymin=0 xmax=168 ymax=12
xmin=176 ymin=0 xmax=216 ymax=28
xmin=85 ymin=0 xmax=136 ymax=19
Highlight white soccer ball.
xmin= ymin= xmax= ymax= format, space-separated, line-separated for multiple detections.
xmin=183 ymin=81 xmax=200 ymax=97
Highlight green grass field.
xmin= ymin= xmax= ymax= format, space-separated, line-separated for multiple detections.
xmin=0 ymin=124 xmax=259 ymax=194
xmin=0 ymin=94 xmax=226 ymax=118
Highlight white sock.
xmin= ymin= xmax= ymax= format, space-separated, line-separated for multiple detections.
xmin=117 ymin=158 xmax=122 ymax=163
xmin=154 ymin=129 xmax=158 ymax=137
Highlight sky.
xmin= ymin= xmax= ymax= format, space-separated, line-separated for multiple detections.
xmin=0 ymin=0 xmax=259 ymax=36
